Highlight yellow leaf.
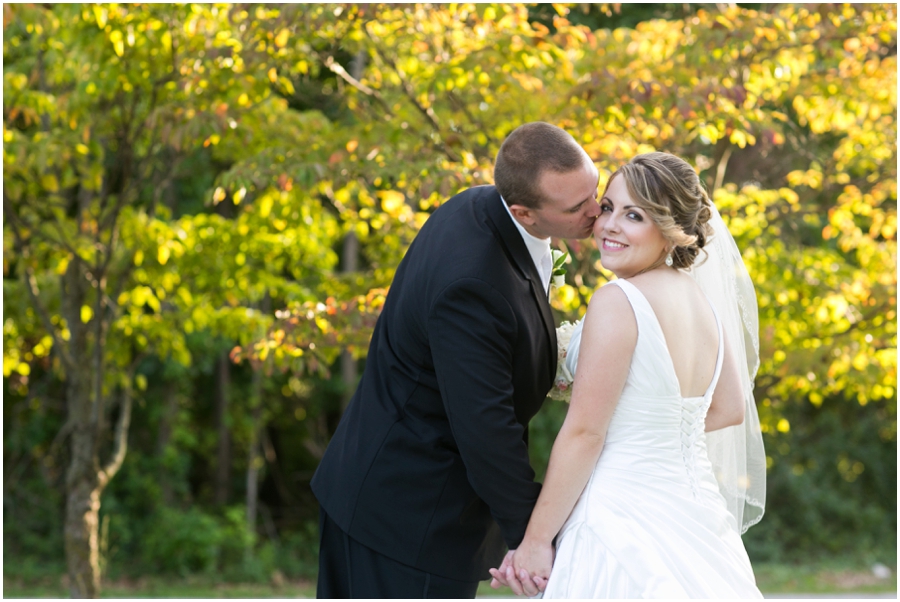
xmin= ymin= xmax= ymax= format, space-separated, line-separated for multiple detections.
xmin=135 ymin=374 xmax=148 ymax=391
xmin=729 ymin=130 xmax=748 ymax=149
xmin=92 ymin=5 xmax=108 ymax=28
xmin=16 ymin=362 xmax=30 ymax=376
xmin=110 ymin=30 xmax=125 ymax=57
xmin=213 ymin=187 xmax=226 ymax=204
xmin=81 ymin=305 xmax=94 ymax=323
xmin=56 ymin=255 xmax=70 ymax=275
xmin=158 ymin=245 xmax=171 ymax=265
xmin=41 ymin=174 xmax=59 ymax=192
xmin=776 ymin=418 xmax=790 ymax=433
xmin=275 ymin=28 xmax=290 ymax=48
xmin=260 ymin=194 xmax=274 ymax=218
xmin=233 ymin=187 xmax=246 ymax=204
xmin=134 ymin=249 xmax=144 ymax=266
xmin=268 ymin=67 xmax=278 ymax=83
xmin=378 ymin=190 xmax=406 ymax=216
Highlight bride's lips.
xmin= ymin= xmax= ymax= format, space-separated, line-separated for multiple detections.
xmin=602 ymin=238 xmax=628 ymax=251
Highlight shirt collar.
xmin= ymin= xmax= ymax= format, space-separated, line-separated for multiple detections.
xmin=500 ymin=194 xmax=551 ymax=271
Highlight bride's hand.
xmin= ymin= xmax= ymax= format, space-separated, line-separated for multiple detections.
xmin=489 ymin=550 xmax=515 ymax=589
xmin=510 ymin=536 xmax=553 ymax=595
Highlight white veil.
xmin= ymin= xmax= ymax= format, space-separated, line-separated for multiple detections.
xmin=689 ymin=203 xmax=766 ymax=534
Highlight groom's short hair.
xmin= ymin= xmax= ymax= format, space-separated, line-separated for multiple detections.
xmin=494 ymin=122 xmax=589 ymax=209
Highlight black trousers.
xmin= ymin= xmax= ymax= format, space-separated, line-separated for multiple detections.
xmin=317 ymin=508 xmax=480 ymax=599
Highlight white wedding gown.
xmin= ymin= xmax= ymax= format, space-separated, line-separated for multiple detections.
xmin=542 ymin=279 xmax=762 ymax=598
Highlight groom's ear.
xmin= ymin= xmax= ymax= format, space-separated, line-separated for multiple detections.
xmin=508 ymin=204 xmax=537 ymax=226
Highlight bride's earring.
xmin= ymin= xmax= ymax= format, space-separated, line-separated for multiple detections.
xmin=665 ymin=250 xmax=674 ymax=267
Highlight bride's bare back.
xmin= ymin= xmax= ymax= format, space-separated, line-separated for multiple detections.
xmin=626 ymin=269 xmax=719 ymax=398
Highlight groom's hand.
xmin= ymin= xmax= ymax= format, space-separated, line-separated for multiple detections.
xmin=489 ymin=550 xmax=515 ymax=589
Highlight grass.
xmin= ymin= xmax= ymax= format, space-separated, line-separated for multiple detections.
xmin=3 ymin=574 xmax=318 ymax=598
xmin=752 ymin=561 xmax=897 ymax=595
xmin=4 ymin=562 xmax=896 ymax=598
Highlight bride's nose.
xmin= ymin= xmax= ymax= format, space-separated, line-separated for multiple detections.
xmin=602 ymin=215 xmax=621 ymax=234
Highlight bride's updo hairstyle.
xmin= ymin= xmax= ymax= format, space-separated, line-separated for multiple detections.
xmin=609 ymin=152 xmax=714 ymax=269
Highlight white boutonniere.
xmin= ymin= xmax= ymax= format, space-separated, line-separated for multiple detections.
xmin=551 ymin=250 xmax=568 ymax=288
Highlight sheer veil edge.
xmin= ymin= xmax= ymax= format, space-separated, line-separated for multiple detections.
xmin=690 ymin=203 xmax=767 ymax=534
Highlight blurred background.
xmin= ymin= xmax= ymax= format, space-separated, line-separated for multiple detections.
xmin=3 ymin=3 xmax=896 ymax=598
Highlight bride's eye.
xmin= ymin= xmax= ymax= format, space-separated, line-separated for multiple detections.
xmin=600 ymin=203 xmax=612 ymax=212
xmin=628 ymin=211 xmax=643 ymax=221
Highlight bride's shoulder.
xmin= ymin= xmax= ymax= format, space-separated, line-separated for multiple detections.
xmin=581 ymin=280 xmax=637 ymax=345
xmin=587 ymin=280 xmax=634 ymax=318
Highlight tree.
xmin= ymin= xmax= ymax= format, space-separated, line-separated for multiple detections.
xmin=3 ymin=4 xmax=343 ymax=595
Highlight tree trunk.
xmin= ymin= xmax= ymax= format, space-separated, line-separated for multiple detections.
xmin=157 ymin=383 xmax=179 ymax=505
xmin=64 ymin=374 xmax=103 ymax=599
xmin=214 ymin=351 xmax=231 ymax=506
xmin=341 ymin=51 xmax=365 ymax=410
xmin=61 ymin=256 xmax=104 ymax=599
xmin=247 ymin=294 xmax=270 ymax=535
xmin=246 ymin=395 xmax=263 ymax=535
xmin=341 ymin=232 xmax=360 ymax=410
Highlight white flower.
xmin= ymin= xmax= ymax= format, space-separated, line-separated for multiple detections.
xmin=550 ymin=250 xmax=568 ymax=288
xmin=548 ymin=319 xmax=582 ymax=402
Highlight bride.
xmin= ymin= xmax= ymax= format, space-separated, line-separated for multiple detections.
xmin=490 ymin=152 xmax=766 ymax=598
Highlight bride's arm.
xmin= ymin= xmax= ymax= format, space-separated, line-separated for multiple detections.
xmin=706 ymin=327 xmax=746 ymax=432
xmin=510 ymin=284 xmax=636 ymax=584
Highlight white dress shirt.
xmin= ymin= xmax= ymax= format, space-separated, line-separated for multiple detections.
xmin=500 ymin=196 xmax=552 ymax=293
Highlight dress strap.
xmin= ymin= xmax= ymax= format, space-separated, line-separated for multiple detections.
xmin=605 ymin=279 xmax=652 ymax=321
xmin=704 ymin=301 xmax=725 ymax=399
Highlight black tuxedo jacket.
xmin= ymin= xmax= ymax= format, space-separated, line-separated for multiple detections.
xmin=311 ymin=185 xmax=557 ymax=582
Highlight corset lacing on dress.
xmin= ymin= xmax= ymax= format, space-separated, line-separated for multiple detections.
xmin=680 ymin=397 xmax=709 ymax=499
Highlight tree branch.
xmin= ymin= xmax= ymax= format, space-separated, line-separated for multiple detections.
xmin=99 ymin=355 xmax=142 ymax=485
xmin=359 ymin=27 xmax=465 ymax=159
xmin=713 ymin=144 xmax=733 ymax=193
xmin=311 ymin=49 xmax=400 ymax=125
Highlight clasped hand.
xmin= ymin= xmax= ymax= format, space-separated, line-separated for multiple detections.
xmin=488 ymin=539 xmax=554 ymax=597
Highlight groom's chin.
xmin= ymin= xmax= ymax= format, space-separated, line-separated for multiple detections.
xmin=577 ymin=226 xmax=595 ymax=239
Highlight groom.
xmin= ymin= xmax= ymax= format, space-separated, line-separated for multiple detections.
xmin=311 ymin=122 xmax=601 ymax=598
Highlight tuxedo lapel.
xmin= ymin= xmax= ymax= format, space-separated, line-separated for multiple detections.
xmin=482 ymin=188 xmax=558 ymax=378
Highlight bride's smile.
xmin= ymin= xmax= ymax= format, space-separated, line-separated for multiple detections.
xmin=593 ymin=175 xmax=669 ymax=278
xmin=600 ymin=238 xmax=627 ymax=251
